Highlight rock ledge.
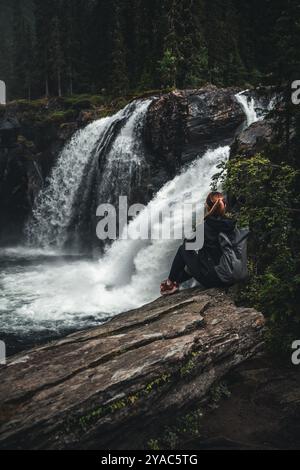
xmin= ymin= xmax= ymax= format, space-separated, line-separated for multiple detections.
xmin=0 ymin=287 xmax=264 ymax=449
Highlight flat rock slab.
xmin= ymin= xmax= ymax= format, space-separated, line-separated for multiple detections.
xmin=0 ymin=288 xmax=265 ymax=449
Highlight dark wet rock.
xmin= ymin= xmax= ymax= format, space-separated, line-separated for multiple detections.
xmin=0 ymin=115 xmax=20 ymax=147
xmin=144 ymin=90 xmax=189 ymax=177
xmin=145 ymin=86 xmax=244 ymax=178
xmin=0 ymin=287 xmax=264 ymax=450
xmin=183 ymin=86 xmax=244 ymax=162
xmin=182 ymin=355 xmax=300 ymax=450
xmin=0 ymin=99 xmax=97 ymax=244
xmin=230 ymin=119 xmax=275 ymax=158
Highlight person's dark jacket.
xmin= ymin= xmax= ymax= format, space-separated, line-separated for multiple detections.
xmin=183 ymin=215 xmax=236 ymax=288
xmin=203 ymin=216 xmax=236 ymax=264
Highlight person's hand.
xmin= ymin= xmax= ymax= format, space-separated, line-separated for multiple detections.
xmin=217 ymin=197 xmax=226 ymax=212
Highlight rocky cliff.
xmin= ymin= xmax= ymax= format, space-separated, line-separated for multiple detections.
xmin=145 ymin=86 xmax=243 ymax=178
xmin=0 ymin=96 xmax=112 ymax=244
xmin=0 ymin=287 xmax=264 ymax=450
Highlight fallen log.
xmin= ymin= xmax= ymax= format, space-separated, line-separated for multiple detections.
xmin=0 ymin=288 xmax=265 ymax=449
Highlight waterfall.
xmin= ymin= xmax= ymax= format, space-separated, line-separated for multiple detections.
xmin=96 ymin=99 xmax=151 ymax=207
xmin=26 ymin=100 xmax=151 ymax=250
xmin=27 ymin=93 xmax=259 ymax=252
xmin=0 ymin=90 xmax=261 ymax=335
xmin=236 ymin=90 xmax=260 ymax=127
xmin=26 ymin=118 xmax=109 ymax=248
xmin=90 ymin=145 xmax=230 ymax=308
xmin=0 ymin=89 xmax=262 ymax=338
xmin=1 ymin=145 xmax=230 ymax=333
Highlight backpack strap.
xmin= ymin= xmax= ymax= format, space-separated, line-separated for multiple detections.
xmin=232 ymin=231 xmax=250 ymax=247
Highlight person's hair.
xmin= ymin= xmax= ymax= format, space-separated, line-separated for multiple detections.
xmin=205 ymin=192 xmax=227 ymax=218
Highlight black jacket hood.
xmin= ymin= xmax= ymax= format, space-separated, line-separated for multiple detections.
xmin=205 ymin=216 xmax=236 ymax=234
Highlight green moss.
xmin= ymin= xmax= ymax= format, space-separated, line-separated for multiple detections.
xmin=146 ymin=380 xmax=232 ymax=449
xmin=179 ymin=351 xmax=201 ymax=377
xmin=65 ymin=94 xmax=106 ymax=107
xmin=71 ymin=372 xmax=172 ymax=433
xmin=148 ymin=439 xmax=160 ymax=450
xmin=144 ymin=374 xmax=171 ymax=394
xmin=208 ymin=382 xmax=231 ymax=409
xmin=2 ymin=88 xmax=176 ymax=137
xmin=8 ymin=98 xmax=47 ymax=110
xmin=47 ymin=109 xmax=76 ymax=123
xmin=17 ymin=135 xmax=35 ymax=150
xmin=147 ymin=407 xmax=204 ymax=450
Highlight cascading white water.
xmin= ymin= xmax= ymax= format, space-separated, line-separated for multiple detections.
xmin=0 ymin=145 xmax=229 ymax=334
xmin=26 ymin=100 xmax=150 ymax=249
xmin=236 ymin=90 xmax=260 ymax=127
xmin=25 ymin=117 xmax=111 ymax=248
xmin=95 ymin=99 xmax=151 ymax=206
xmin=0 ymin=92 xmax=260 ymax=338
xmin=91 ymin=145 xmax=231 ymax=305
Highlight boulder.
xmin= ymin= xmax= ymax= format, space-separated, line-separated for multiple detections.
xmin=230 ymin=119 xmax=275 ymax=158
xmin=145 ymin=86 xmax=244 ymax=177
xmin=0 ymin=287 xmax=265 ymax=450
xmin=183 ymin=86 xmax=244 ymax=162
xmin=0 ymin=115 xmax=20 ymax=147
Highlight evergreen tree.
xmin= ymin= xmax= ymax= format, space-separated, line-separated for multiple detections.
xmin=23 ymin=22 xmax=34 ymax=100
xmin=109 ymin=1 xmax=129 ymax=95
xmin=34 ymin=0 xmax=54 ymax=96
xmin=0 ymin=0 xmax=299 ymax=99
xmin=273 ymin=0 xmax=300 ymax=84
xmin=157 ymin=49 xmax=177 ymax=88
xmin=176 ymin=0 xmax=209 ymax=88
xmin=124 ymin=0 xmax=159 ymax=90
xmin=11 ymin=0 xmax=34 ymax=99
xmin=49 ymin=15 xmax=65 ymax=97
xmin=87 ymin=0 xmax=115 ymax=93
xmin=0 ymin=26 xmax=12 ymax=97
xmin=157 ymin=0 xmax=181 ymax=88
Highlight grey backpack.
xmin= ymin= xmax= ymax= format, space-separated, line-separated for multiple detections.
xmin=215 ymin=227 xmax=250 ymax=286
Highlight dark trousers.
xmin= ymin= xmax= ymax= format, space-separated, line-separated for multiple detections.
xmin=169 ymin=245 xmax=194 ymax=284
xmin=169 ymin=243 xmax=224 ymax=288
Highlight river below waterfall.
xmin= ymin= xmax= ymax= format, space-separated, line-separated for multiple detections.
xmin=0 ymin=248 xmax=111 ymax=354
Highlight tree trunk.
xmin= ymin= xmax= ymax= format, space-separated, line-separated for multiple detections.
xmin=45 ymin=75 xmax=49 ymax=97
xmin=58 ymin=69 xmax=62 ymax=97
